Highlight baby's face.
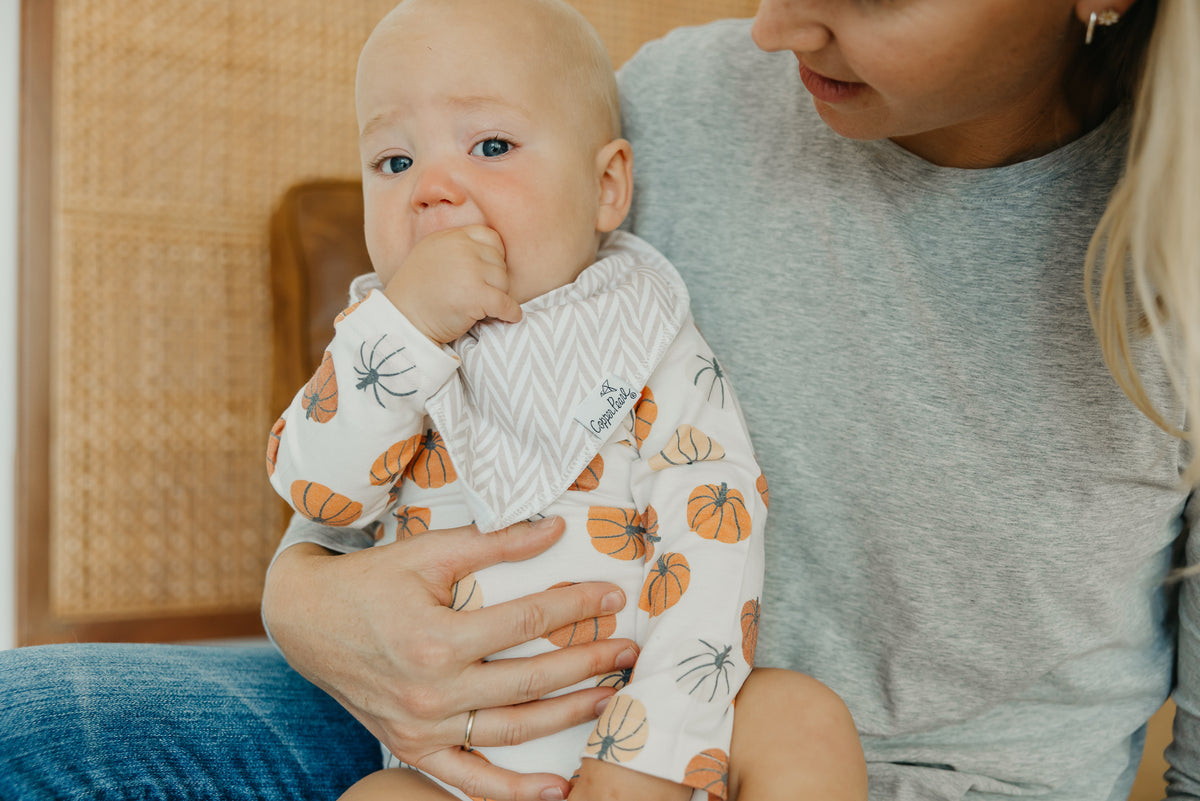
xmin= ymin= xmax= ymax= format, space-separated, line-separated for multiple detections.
xmin=357 ymin=4 xmax=612 ymax=305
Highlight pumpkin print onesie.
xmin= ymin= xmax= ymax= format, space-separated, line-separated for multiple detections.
xmin=267 ymin=231 xmax=766 ymax=801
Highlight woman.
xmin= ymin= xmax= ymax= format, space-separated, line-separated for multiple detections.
xmin=3 ymin=1 xmax=1197 ymax=799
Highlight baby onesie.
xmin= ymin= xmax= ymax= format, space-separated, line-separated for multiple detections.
xmin=268 ymin=231 xmax=766 ymax=800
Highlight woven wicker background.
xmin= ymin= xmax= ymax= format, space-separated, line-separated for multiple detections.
xmin=46 ymin=0 xmax=758 ymax=622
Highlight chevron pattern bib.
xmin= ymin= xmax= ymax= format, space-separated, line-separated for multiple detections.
xmin=425 ymin=231 xmax=689 ymax=531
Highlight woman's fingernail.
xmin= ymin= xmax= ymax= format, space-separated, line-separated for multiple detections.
xmin=532 ymin=516 xmax=559 ymax=528
xmin=601 ymin=590 xmax=624 ymax=612
xmin=540 ymin=789 xmax=565 ymax=801
xmin=594 ymin=696 xmax=611 ymax=716
xmin=615 ymin=647 xmax=638 ymax=669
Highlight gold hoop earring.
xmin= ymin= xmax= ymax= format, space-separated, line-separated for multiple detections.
xmin=1085 ymin=9 xmax=1121 ymax=45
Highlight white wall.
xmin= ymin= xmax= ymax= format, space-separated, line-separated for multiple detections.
xmin=2 ymin=0 xmax=21 ymax=650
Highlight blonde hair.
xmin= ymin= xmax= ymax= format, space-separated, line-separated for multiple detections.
xmin=1086 ymin=0 xmax=1200 ymax=484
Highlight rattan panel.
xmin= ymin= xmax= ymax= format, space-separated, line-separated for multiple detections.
xmin=47 ymin=0 xmax=397 ymax=620
xmin=40 ymin=0 xmax=757 ymax=626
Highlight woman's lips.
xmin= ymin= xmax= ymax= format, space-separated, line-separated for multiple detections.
xmin=798 ymin=63 xmax=866 ymax=103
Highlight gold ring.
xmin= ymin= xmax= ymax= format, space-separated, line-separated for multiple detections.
xmin=462 ymin=709 xmax=477 ymax=751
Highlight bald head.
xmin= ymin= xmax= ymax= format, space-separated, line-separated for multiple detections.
xmin=360 ymin=0 xmax=621 ymax=143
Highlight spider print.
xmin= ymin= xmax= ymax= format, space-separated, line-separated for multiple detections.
xmin=694 ymin=354 xmax=727 ymax=408
xmin=354 ymin=335 xmax=416 ymax=408
xmin=676 ymin=639 xmax=737 ymax=701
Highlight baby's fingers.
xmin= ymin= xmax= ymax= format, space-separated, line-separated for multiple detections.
xmin=457 ymin=224 xmax=506 ymax=259
xmin=483 ymin=285 xmax=523 ymax=324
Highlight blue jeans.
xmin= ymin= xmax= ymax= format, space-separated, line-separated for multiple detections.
xmin=0 ymin=643 xmax=381 ymax=800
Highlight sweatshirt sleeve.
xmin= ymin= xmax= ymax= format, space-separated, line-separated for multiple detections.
xmin=580 ymin=319 xmax=766 ymax=798
xmin=1167 ymin=492 xmax=1200 ymax=797
xmin=266 ymin=289 xmax=460 ymax=529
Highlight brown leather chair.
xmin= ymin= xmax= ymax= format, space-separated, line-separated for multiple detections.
xmin=268 ymin=179 xmax=373 ymax=420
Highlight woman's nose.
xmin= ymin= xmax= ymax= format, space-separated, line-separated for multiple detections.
xmin=751 ymin=0 xmax=833 ymax=53
xmin=410 ymin=160 xmax=466 ymax=211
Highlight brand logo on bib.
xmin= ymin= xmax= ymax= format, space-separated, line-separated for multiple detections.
xmin=574 ymin=375 xmax=640 ymax=439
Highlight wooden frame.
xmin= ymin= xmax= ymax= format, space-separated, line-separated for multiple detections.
xmin=16 ymin=0 xmax=263 ymax=645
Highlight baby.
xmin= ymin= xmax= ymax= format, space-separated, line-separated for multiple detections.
xmin=268 ymin=1 xmax=861 ymax=799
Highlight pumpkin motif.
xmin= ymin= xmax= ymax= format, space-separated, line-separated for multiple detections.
xmin=757 ymin=471 xmax=770 ymax=509
xmin=630 ymin=387 xmax=657 ymax=449
xmin=370 ymin=434 xmax=423 ymax=486
xmin=688 ymin=483 xmax=751 ymax=544
xmin=641 ymin=505 xmax=661 ymax=559
xmin=451 ymin=573 xmax=483 ymax=611
xmin=648 ymin=425 xmax=725 ymax=471
xmin=741 ymin=598 xmax=761 ymax=665
xmin=568 ymin=454 xmax=604 ymax=492
xmin=588 ymin=507 xmax=647 ymax=561
xmin=639 ymin=552 xmax=690 ymax=617
xmin=266 ymin=417 xmax=284 ymax=476
xmin=392 ymin=505 xmax=431 ymax=540
xmin=290 ymin=480 xmax=362 ymax=526
xmin=683 ymin=749 xmax=729 ymax=799
xmin=406 ymin=428 xmax=457 ymax=488
xmin=585 ymin=696 xmax=649 ymax=764
xmin=333 ymin=297 xmax=365 ymax=324
xmin=596 ymin=668 xmax=632 ymax=691
xmin=301 ymin=351 xmax=339 ymax=422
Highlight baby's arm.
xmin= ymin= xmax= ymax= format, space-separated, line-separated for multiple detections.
xmin=267 ymin=289 xmax=460 ymax=527
xmin=573 ymin=319 xmax=767 ymax=799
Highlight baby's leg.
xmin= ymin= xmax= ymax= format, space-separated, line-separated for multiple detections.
xmin=339 ymin=767 xmax=461 ymax=801
xmin=727 ymin=668 xmax=867 ymax=801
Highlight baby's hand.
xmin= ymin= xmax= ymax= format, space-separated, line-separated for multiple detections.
xmin=567 ymin=758 xmax=692 ymax=801
xmin=383 ymin=225 xmax=522 ymax=343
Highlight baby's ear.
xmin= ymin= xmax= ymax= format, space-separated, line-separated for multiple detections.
xmin=595 ymin=139 xmax=633 ymax=233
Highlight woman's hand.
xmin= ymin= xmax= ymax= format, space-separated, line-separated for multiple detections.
xmin=262 ymin=517 xmax=638 ymax=801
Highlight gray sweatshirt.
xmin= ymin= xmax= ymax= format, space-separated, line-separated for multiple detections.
xmin=275 ymin=18 xmax=1198 ymax=801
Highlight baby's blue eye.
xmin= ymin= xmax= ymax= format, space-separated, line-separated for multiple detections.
xmin=472 ymin=138 xmax=511 ymax=158
xmin=381 ymin=155 xmax=412 ymax=174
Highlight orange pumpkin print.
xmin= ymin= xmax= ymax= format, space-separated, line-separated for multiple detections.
xmin=688 ymin=483 xmax=751 ymax=544
xmin=648 ymin=425 xmax=725 ymax=471
xmin=596 ymin=668 xmax=632 ymax=691
xmin=290 ymin=480 xmax=362 ymax=526
xmin=266 ymin=417 xmax=284 ymax=476
xmin=568 ymin=454 xmax=604 ymax=492
xmin=585 ymin=696 xmax=649 ymax=764
xmin=741 ymin=598 xmax=760 ymax=665
xmin=301 ymin=351 xmax=338 ymax=422
xmin=588 ymin=507 xmax=647 ymax=561
xmin=757 ymin=471 xmax=770 ymax=509
xmin=333 ymin=297 xmax=365 ymax=324
xmin=639 ymin=552 xmax=690 ymax=617
xmin=451 ymin=573 xmax=483 ymax=611
xmin=684 ymin=749 xmax=729 ymax=799
xmin=406 ymin=428 xmax=457 ymax=488
xmin=392 ymin=505 xmax=431 ymax=539
xmin=370 ymin=434 xmax=423 ymax=486
xmin=545 ymin=581 xmax=617 ymax=646
xmin=631 ymin=387 xmax=657 ymax=449
xmin=641 ymin=505 xmax=660 ymax=559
